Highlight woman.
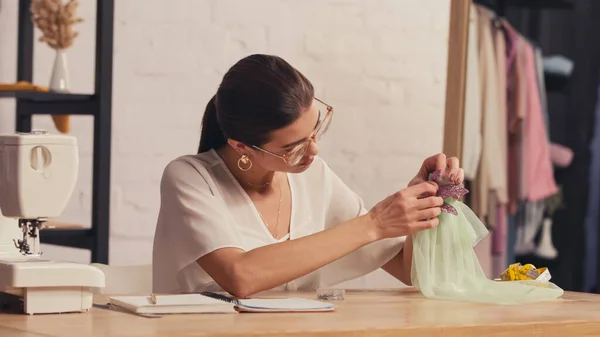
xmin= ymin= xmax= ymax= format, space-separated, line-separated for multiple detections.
xmin=153 ymin=54 xmax=464 ymax=297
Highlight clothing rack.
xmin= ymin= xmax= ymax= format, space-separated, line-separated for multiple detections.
xmin=468 ymin=0 xmax=600 ymax=293
xmin=475 ymin=0 xmax=574 ymax=92
xmin=474 ymin=0 xmax=574 ymax=15
xmin=501 ymin=0 xmax=596 ymax=294
xmin=0 ymin=0 xmax=115 ymax=264
xmin=474 ymin=0 xmax=574 ymax=38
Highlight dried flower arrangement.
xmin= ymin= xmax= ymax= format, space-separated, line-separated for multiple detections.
xmin=30 ymin=0 xmax=83 ymax=50
xmin=428 ymin=169 xmax=469 ymax=215
xmin=28 ymin=0 xmax=82 ymax=132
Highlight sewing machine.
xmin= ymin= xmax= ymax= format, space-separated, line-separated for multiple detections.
xmin=0 ymin=130 xmax=105 ymax=314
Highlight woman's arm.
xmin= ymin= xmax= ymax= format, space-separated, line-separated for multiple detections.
xmin=199 ymin=181 xmax=440 ymax=298
xmin=198 ymin=214 xmax=378 ymax=298
xmin=381 ymin=235 xmax=413 ymax=285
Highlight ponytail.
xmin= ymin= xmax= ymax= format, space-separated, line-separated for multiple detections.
xmin=198 ymin=95 xmax=227 ymax=153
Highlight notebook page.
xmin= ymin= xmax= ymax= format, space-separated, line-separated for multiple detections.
xmin=238 ymin=298 xmax=333 ymax=310
xmin=154 ymin=294 xmax=227 ymax=306
xmin=111 ymin=294 xmax=225 ymax=307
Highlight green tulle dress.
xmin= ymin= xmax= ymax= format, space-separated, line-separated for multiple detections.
xmin=410 ymin=173 xmax=564 ymax=305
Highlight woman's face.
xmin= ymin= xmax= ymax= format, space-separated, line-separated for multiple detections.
xmin=250 ymin=99 xmax=322 ymax=173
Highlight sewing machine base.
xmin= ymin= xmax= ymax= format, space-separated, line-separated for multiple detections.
xmin=0 ymin=258 xmax=104 ymax=314
xmin=0 ymin=287 xmax=94 ymax=315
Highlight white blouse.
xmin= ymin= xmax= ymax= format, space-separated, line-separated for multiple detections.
xmin=152 ymin=149 xmax=406 ymax=293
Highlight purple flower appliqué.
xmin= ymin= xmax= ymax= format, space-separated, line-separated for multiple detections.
xmin=428 ymin=169 xmax=469 ymax=215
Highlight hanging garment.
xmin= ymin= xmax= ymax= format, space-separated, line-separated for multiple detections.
xmin=503 ymin=20 xmax=527 ymax=215
xmin=536 ymin=217 xmax=559 ymax=260
xmin=490 ymin=19 xmax=508 ymax=273
xmin=514 ymin=200 xmax=545 ymax=255
xmin=470 ymin=5 xmax=491 ymax=221
xmin=503 ymin=22 xmax=529 ymax=268
xmin=462 ymin=4 xmax=483 ymax=181
xmin=508 ymin=201 xmax=527 ymax=265
xmin=506 ymin=214 xmax=517 ymax=265
xmin=493 ymin=203 xmax=508 ymax=277
xmin=509 ymin=41 xmax=559 ymax=259
xmin=492 ymin=21 xmax=508 ymax=183
xmin=543 ymin=55 xmax=574 ymax=78
xmin=534 ymin=47 xmax=551 ymax=137
xmin=549 ymin=143 xmax=574 ymax=168
xmin=583 ymin=84 xmax=600 ymax=292
xmin=471 ymin=6 xmax=508 ymax=224
xmin=411 ymin=198 xmax=564 ymax=305
xmin=543 ymin=55 xmax=574 ymax=92
xmin=533 ymin=45 xmax=560 ymax=261
xmin=518 ymin=40 xmax=530 ymax=202
xmin=522 ymin=41 xmax=559 ymax=202
xmin=481 ymin=9 xmax=508 ymax=207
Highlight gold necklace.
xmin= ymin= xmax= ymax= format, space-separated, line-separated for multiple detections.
xmin=216 ymin=150 xmax=282 ymax=238
xmin=245 ymin=180 xmax=271 ymax=189
xmin=256 ymin=177 xmax=282 ymax=239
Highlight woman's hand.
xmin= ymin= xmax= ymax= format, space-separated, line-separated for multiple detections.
xmin=367 ymin=182 xmax=444 ymax=240
xmin=408 ymin=153 xmax=464 ymax=187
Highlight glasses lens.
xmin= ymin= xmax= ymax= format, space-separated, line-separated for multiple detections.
xmin=287 ymin=144 xmax=307 ymax=166
xmin=316 ymin=112 xmax=332 ymax=139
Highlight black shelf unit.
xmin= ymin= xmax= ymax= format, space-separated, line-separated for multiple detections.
xmin=1 ymin=0 xmax=114 ymax=264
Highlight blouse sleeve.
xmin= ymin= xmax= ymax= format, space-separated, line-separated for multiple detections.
xmin=152 ymin=157 xmax=244 ymax=293
xmin=318 ymin=160 xmax=406 ymax=288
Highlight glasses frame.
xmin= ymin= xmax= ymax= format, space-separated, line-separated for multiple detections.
xmin=251 ymin=97 xmax=333 ymax=166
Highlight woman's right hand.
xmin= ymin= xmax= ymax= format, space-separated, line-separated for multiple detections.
xmin=367 ymin=181 xmax=443 ymax=240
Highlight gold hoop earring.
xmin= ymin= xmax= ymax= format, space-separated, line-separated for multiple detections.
xmin=237 ymin=155 xmax=252 ymax=172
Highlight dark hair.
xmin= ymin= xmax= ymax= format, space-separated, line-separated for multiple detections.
xmin=198 ymin=54 xmax=315 ymax=153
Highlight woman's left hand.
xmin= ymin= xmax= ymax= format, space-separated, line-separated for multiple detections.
xmin=408 ymin=153 xmax=464 ymax=188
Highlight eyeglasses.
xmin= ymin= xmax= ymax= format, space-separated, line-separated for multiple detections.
xmin=251 ymin=98 xmax=333 ymax=166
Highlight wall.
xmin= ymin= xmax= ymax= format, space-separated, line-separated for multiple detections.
xmin=0 ymin=0 xmax=450 ymax=288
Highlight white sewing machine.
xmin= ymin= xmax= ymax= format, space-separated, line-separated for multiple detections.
xmin=0 ymin=130 xmax=105 ymax=314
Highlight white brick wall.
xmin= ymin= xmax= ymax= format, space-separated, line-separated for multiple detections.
xmin=0 ymin=0 xmax=450 ymax=289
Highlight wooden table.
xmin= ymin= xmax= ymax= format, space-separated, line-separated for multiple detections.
xmin=2 ymin=288 xmax=600 ymax=336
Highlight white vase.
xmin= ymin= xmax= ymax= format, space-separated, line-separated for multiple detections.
xmin=49 ymin=49 xmax=70 ymax=93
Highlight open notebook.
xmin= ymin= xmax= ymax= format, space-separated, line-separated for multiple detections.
xmin=109 ymin=292 xmax=335 ymax=315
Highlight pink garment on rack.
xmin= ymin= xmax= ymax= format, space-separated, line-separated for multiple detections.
xmin=492 ymin=204 xmax=507 ymax=255
xmin=492 ymin=204 xmax=507 ymax=277
xmin=518 ymin=43 xmax=530 ymax=201
xmin=503 ymin=21 xmax=526 ymax=214
xmin=522 ymin=43 xmax=559 ymax=201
